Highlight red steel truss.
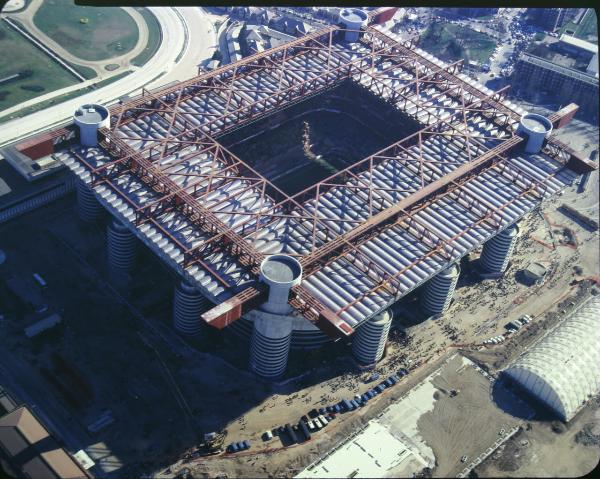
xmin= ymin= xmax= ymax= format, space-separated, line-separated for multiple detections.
xmin=73 ymin=20 xmax=592 ymax=338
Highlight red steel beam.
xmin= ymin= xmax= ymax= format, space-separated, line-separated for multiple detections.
xmin=73 ymin=25 xmax=582 ymax=337
xmin=202 ymin=134 xmax=525 ymax=331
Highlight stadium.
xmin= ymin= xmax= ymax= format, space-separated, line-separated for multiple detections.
xmin=16 ymin=8 xmax=595 ymax=378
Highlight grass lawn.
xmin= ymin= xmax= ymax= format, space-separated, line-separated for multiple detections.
xmin=0 ymin=87 xmax=88 ymax=123
xmin=0 ymin=21 xmax=80 ymax=112
xmin=92 ymin=70 xmax=130 ymax=89
xmin=574 ymin=8 xmax=598 ymax=43
xmin=33 ymin=0 xmax=139 ymax=61
xmin=559 ymin=21 xmax=579 ymax=36
xmin=419 ymin=23 xmax=497 ymax=65
xmin=130 ymin=7 xmax=161 ymax=67
xmin=0 ymin=71 xmax=131 ymax=123
xmin=8 ymin=17 xmax=98 ymax=81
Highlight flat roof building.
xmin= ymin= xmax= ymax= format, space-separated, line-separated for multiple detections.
xmin=558 ymin=34 xmax=598 ymax=56
xmin=0 ymin=406 xmax=89 ymax=478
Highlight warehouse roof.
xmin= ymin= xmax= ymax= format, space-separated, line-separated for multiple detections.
xmin=558 ymin=34 xmax=598 ymax=55
xmin=504 ymin=296 xmax=600 ymax=421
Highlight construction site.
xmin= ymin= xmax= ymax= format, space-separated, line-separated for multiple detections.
xmin=0 ymin=8 xmax=598 ymax=478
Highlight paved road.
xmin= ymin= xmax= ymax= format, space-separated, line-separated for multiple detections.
xmin=0 ymin=7 xmax=216 ymax=147
xmin=145 ymin=7 xmax=218 ymax=90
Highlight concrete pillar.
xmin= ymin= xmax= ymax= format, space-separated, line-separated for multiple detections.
xmin=259 ymin=254 xmax=302 ymax=315
xmin=173 ymin=280 xmax=210 ymax=335
xmin=480 ymin=224 xmax=519 ymax=275
xmin=352 ymin=309 xmax=393 ymax=365
xmin=76 ymin=181 xmax=102 ymax=222
xmin=249 ymin=312 xmax=293 ymax=379
xmin=421 ymin=262 xmax=461 ymax=316
xmin=107 ymin=219 xmax=136 ymax=272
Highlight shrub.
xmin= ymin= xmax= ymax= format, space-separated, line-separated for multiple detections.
xmin=551 ymin=420 xmax=566 ymax=434
xmin=18 ymin=69 xmax=34 ymax=79
xmin=20 ymin=84 xmax=45 ymax=92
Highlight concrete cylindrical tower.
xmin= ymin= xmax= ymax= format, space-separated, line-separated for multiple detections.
xmin=76 ymin=181 xmax=103 ymax=222
xmin=421 ymin=262 xmax=461 ymax=316
xmin=73 ymin=104 xmax=110 ymax=147
xmin=247 ymin=254 xmax=302 ymax=378
xmin=173 ymin=280 xmax=210 ymax=335
xmin=259 ymin=255 xmax=302 ymax=315
xmin=517 ymin=113 xmax=553 ymax=154
xmin=480 ymin=224 xmax=520 ymax=275
xmin=352 ymin=309 xmax=393 ymax=366
xmin=249 ymin=313 xmax=293 ymax=379
xmin=107 ymin=219 xmax=136 ymax=271
xmin=339 ymin=8 xmax=368 ymax=42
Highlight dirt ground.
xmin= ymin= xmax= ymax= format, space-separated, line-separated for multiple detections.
xmin=417 ymin=355 xmax=525 ymax=477
xmin=475 ymin=397 xmax=600 ymax=477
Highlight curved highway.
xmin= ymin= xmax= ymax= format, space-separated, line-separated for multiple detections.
xmin=0 ymin=7 xmax=218 ymax=147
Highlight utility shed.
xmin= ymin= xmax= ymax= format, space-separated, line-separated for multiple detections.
xmin=503 ymin=296 xmax=600 ymax=421
xmin=24 ymin=314 xmax=62 ymax=338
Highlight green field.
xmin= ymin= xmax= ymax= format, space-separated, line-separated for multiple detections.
xmin=0 ymin=71 xmax=131 ymax=123
xmin=131 ymin=7 xmax=161 ymax=67
xmin=559 ymin=21 xmax=579 ymax=36
xmin=0 ymin=21 xmax=80 ymax=113
xmin=575 ymin=8 xmax=598 ymax=43
xmin=33 ymin=0 xmax=139 ymax=61
xmin=7 ymin=17 xmax=98 ymax=81
xmin=419 ymin=23 xmax=497 ymax=65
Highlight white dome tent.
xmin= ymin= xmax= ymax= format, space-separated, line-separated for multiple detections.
xmin=503 ymin=297 xmax=600 ymax=421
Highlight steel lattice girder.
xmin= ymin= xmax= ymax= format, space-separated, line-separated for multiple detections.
xmin=76 ymin=22 xmax=582 ymax=337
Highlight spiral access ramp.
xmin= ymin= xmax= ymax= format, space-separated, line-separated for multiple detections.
xmin=421 ymin=262 xmax=461 ymax=316
xmin=76 ymin=180 xmax=103 ymax=222
xmin=480 ymin=223 xmax=519 ymax=274
xmin=173 ymin=280 xmax=211 ymax=335
xmin=107 ymin=220 xmax=136 ymax=272
xmin=352 ymin=309 xmax=393 ymax=365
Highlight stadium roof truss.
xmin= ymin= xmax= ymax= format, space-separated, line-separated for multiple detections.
xmin=58 ymin=22 xmax=588 ymax=338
